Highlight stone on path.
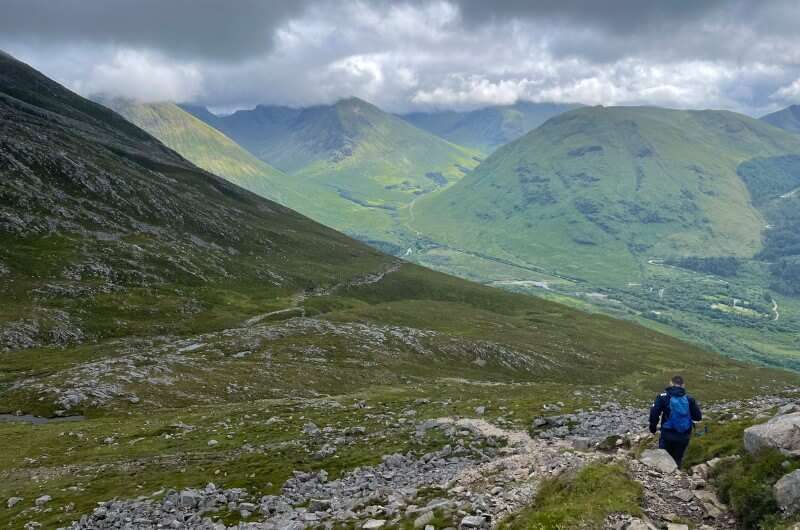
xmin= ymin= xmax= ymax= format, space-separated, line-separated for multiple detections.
xmin=775 ymin=469 xmax=800 ymax=514
xmin=362 ymin=519 xmax=387 ymax=529
xmin=625 ymin=519 xmax=656 ymax=530
xmin=666 ymin=524 xmax=689 ymax=530
xmin=460 ymin=515 xmax=488 ymax=528
xmin=744 ymin=412 xmax=800 ymax=455
xmin=639 ymin=449 xmax=678 ymax=473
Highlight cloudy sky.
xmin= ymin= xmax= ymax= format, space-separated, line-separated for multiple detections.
xmin=2 ymin=0 xmax=799 ymax=115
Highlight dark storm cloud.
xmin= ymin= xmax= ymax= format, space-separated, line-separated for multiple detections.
xmin=453 ymin=0 xmax=729 ymax=33
xmin=0 ymin=0 xmax=312 ymax=60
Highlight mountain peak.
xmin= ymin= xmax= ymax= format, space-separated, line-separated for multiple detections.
xmin=761 ymin=104 xmax=800 ymax=134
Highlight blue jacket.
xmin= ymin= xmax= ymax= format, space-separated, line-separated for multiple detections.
xmin=649 ymin=386 xmax=702 ymax=437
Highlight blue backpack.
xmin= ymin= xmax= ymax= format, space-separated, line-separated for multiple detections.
xmin=664 ymin=395 xmax=692 ymax=433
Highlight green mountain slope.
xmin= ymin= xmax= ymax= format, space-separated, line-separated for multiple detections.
xmin=762 ymin=105 xmax=800 ymax=133
xmin=408 ymin=106 xmax=800 ymax=366
xmin=101 ymin=99 xmax=301 ymax=205
xmin=5 ymin=52 xmax=776 ymax=413
xmin=1 ymin=52 xmax=798 ymax=529
xmin=401 ymin=101 xmax=581 ymax=153
xmin=413 ymin=106 xmax=800 ymax=284
xmin=187 ymin=97 xmax=482 ymax=246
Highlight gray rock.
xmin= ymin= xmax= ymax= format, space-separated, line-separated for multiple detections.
xmin=303 ymin=422 xmax=321 ymax=436
xmin=414 ymin=510 xmax=435 ymax=528
xmin=744 ymin=413 xmax=800 ymax=455
xmin=531 ymin=417 xmax=548 ymax=428
xmin=34 ymin=495 xmax=51 ymax=506
xmin=639 ymin=449 xmax=677 ymax=473
xmin=572 ymin=437 xmax=593 ymax=450
xmin=460 ymin=515 xmax=488 ymax=528
xmin=775 ymin=469 xmax=800 ymax=514
xmin=777 ymin=403 xmax=800 ymax=416
xmin=7 ymin=497 xmax=23 ymax=508
xmin=673 ymin=489 xmax=694 ymax=502
xmin=314 ymin=443 xmax=337 ymax=459
xmin=362 ymin=520 xmax=387 ymax=529
xmin=666 ymin=525 xmax=689 ymax=530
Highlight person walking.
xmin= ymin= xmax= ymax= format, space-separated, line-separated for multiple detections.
xmin=649 ymin=375 xmax=702 ymax=467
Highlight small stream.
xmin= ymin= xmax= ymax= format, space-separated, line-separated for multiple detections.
xmin=0 ymin=413 xmax=85 ymax=424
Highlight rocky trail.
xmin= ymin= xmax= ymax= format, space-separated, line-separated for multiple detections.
xmin=56 ymin=395 xmax=800 ymax=530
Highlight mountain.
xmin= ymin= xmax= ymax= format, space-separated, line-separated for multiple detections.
xmin=186 ymin=97 xmax=482 ymax=245
xmin=99 ymin=99 xmax=299 ymax=205
xmin=401 ymin=102 xmax=581 ymax=153
xmin=1 ymin=52 xmax=798 ymax=530
xmin=761 ymin=105 xmax=800 ymax=133
xmin=413 ymin=106 xmax=800 ymax=283
xmin=410 ymin=106 xmax=800 ymax=366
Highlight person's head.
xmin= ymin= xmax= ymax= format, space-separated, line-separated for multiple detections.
xmin=671 ymin=375 xmax=685 ymax=387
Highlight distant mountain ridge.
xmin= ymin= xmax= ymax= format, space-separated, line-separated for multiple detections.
xmin=400 ymin=101 xmax=582 ymax=153
xmin=761 ymin=105 xmax=800 ymax=134
xmin=413 ymin=105 xmax=800 ymax=282
xmin=184 ymin=96 xmax=480 ymax=246
xmin=100 ymin=98 xmax=302 ymax=205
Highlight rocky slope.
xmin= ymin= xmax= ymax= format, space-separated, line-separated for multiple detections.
xmin=37 ymin=393 xmax=799 ymax=530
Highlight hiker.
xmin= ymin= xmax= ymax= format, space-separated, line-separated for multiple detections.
xmin=649 ymin=375 xmax=702 ymax=467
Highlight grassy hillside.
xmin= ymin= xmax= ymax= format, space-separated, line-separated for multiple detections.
xmin=762 ymin=105 xmax=800 ymax=133
xmin=413 ymin=106 xmax=800 ymax=282
xmin=401 ymin=101 xmax=580 ymax=153
xmin=2 ymin=52 xmax=799 ymax=530
xmin=187 ymin=97 xmax=482 ymax=246
xmin=408 ymin=106 xmax=800 ymax=367
xmin=103 ymin=99 xmax=302 ymax=205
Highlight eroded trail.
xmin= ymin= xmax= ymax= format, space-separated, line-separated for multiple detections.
xmin=62 ymin=395 xmax=796 ymax=530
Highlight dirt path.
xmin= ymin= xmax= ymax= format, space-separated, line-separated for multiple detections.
xmin=432 ymin=418 xmax=594 ymax=526
xmin=243 ymin=263 xmax=403 ymax=325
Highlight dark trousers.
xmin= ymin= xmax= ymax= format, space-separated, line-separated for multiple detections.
xmin=659 ymin=430 xmax=690 ymax=467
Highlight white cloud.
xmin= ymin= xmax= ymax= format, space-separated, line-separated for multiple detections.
xmin=3 ymin=0 xmax=800 ymax=114
xmin=772 ymin=79 xmax=800 ymax=103
xmin=73 ymin=49 xmax=203 ymax=102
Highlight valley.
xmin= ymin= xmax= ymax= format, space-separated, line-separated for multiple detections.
xmin=5 ymin=3 xmax=800 ymax=529
xmin=131 ymin=96 xmax=800 ymax=371
xmin=8 ymin=50 xmax=799 ymax=529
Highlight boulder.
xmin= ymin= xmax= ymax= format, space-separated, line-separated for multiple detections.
xmin=777 ymin=403 xmax=800 ymax=416
xmin=414 ymin=510 xmax=435 ymax=528
xmin=639 ymin=449 xmax=678 ymax=473
xmin=625 ymin=519 xmax=657 ymax=530
xmin=744 ymin=412 xmax=800 ymax=455
xmin=666 ymin=525 xmax=689 ymax=530
xmin=34 ymin=495 xmax=51 ymax=506
xmin=460 ymin=515 xmax=488 ymax=528
xmin=775 ymin=469 xmax=800 ymax=514
xmin=362 ymin=520 xmax=387 ymax=529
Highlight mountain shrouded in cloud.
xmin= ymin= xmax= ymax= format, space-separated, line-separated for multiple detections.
xmin=1 ymin=1 xmax=799 ymax=115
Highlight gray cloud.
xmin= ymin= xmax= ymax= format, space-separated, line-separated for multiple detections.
xmin=0 ymin=0 xmax=311 ymax=60
xmin=1 ymin=0 xmax=799 ymax=115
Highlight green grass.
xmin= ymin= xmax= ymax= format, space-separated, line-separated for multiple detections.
xmin=401 ymin=106 xmax=800 ymax=368
xmin=715 ymin=450 xmax=800 ymax=530
xmin=498 ymin=463 xmax=642 ymax=530
xmin=182 ymin=97 xmax=481 ymax=246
